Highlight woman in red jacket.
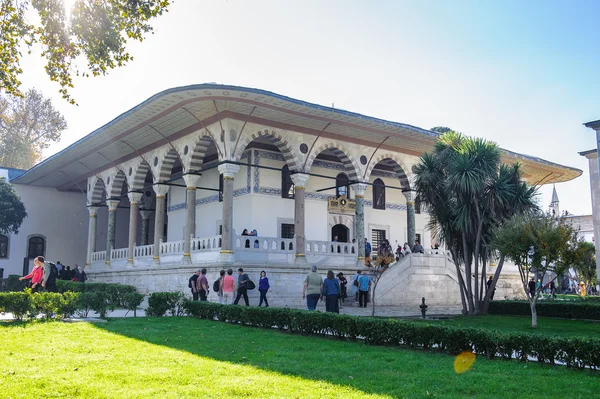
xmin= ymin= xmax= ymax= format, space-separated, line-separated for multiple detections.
xmin=19 ymin=256 xmax=45 ymax=292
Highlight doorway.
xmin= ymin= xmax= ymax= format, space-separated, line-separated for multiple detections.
xmin=331 ymin=224 xmax=349 ymax=243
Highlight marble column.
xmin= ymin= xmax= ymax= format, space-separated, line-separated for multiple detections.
xmin=291 ymin=173 xmax=310 ymax=262
xmin=218 ymin=163 xmax=240 ymax=263
xmin=126 ymin=192 xmax=142 ymax=267
xmin=152 ymin=185 xmax=169 ymax=267
xmin=105 ymin=200 xmax=120 ymax=266
xmin=404 ymin=190 xmax=416 ymax=248
xmin=140 ymin=211 xmax=151 ymax=246
xmin=86 ymin=206 xmax=100 ymax=269
xmin=182 ymin=175 xmax=201 ymax=264
xmin=351 ymin=183 xmax=368 ymax=264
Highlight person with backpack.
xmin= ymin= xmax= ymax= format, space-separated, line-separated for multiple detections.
xmin=42 ymin=261 xmax=59 ymax=292
xmin=214 ymin=270 xmax=225 ymax=304
xmin=188 ymin=270 xmax=200 ymax=301
xmin=220 ymin=269 xmax=236 ymax=304
xmin=233 ymin=268 xmax=250 ymax=306
xmin=258 ymin=270 xmax=270 ymax=307
xmin=198 ymin=268 xmax=209 ymax=301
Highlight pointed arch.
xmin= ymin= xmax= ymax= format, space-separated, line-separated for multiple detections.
xmin=305 ymin=142 xmax=361 ymax=181
xmin=131 ymin=160 xmax=151 ymax=191
xmin=365 ymin=152 xmax=411 ymax=190
xmin=233 ymin=129 xmax=301 ymax=170
xmin=188 ymin=133 xmax=220 ymax=171
xmin=107 ymin=169 xmax=128 ymax=199
xmin=89 ymin=177 xmax=106 ymax=205
xmin=157 ymin=148 xmax=179 ymax=182
xmin=373 ymin=178 xmax=386 ymax=210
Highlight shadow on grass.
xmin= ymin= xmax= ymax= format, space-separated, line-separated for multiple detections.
xmin=85 ymin=316 xmax=598 ymax=398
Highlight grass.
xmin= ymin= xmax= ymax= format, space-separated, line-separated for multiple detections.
xmin=0 ymin=317 xmax=598 ymax=398
xmin=409 ymin=314 xmax=600 ymax=338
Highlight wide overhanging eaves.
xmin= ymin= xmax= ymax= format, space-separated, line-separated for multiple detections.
xmin=12 ymin=83 xmax=582 ymax=190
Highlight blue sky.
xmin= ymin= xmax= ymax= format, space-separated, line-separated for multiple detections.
xmin=19 ymin=0 xmax=600 ymax=214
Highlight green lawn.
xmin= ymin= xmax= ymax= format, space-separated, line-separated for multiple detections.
xmin=409 ymin=314 xmax=600 ymax=338
xmin=1 ymin=317 xmax=598 ymax=398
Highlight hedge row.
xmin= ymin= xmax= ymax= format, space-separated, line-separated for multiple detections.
xmin=488 ymin=300 xmax=600 ymax=320
xmin=183 ymin=301 xmax=600 ymax=370
xmin=146 ymin=292 xmax=186 ymax=317
xmin=0 ymin=282 xmax=145 ymax=319
xmin=0 ymin=291 xmax=80 ymax=320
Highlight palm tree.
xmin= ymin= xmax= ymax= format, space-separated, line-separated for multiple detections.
xmin=414 ymin=132 xmax=537 ymax=315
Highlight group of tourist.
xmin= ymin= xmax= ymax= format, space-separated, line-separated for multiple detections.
xmin=188 ymin=267 xmax=271 ymax=306
xmin=302 ymin=265 xmax=373 ymax=313
xmin=19 ymin=256 xmax=86 ymax=293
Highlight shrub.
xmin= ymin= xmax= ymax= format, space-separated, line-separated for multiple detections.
xmin=122 ymin=292 xmax=145 ymax=317
xmin=183 ymin=301 xmax=600 ymax=370
xmin=488 ymin=300 xmax=600 ymax=320
xmin=147 ymin=292 xmax=185 ymax=317
xmin=6 ymin=275 xmax=27 ymax=292
xmin=0 ymin=291 xmax=32 ymax=320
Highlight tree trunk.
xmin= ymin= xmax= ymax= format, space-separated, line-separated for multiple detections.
xmin=461 ymin=232 xmax=475 ymax=314
xmin=371 ymin=277 xmax=378 ymax=317
xmin=473 ymin=201 xmax=484 ymax=315
xmin=451 ymin=251 xmax=468 ymax=315
xmin=530 ymin=298 xmax=538 ymax=328
xmin=482 ymin=255 xmax=505 ymax=314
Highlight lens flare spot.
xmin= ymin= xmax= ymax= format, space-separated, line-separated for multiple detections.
xmin=453 ymin=351 xmax=475 ymax=374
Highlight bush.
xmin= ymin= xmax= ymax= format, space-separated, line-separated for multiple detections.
xmin=183 ymin=301 xmax=600 ymax=370
xmin=146 ymin=292 xmax=185 ymax=317
xmin=0 ymin=291 xmax=32 ymax=320
xmin=122 ymin=292 xmax=145 ymax=317
xmin=488 ymin=300 xmax=600 ymax=320
xmin=6 ymin=275 xmax=27 ymax=292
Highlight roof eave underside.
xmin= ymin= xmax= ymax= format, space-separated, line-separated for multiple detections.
xmin=12 ymin=83 xmax=582 ymax=189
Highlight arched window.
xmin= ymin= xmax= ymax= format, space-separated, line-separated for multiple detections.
xmin=27 ymin=236 xmax=45 ymax=258
xmin=415 ymin=194 xmax=422 ymax=214
xmin=373 ymin=179 xmax=386 ymax=210
xmin=336 ymin=173 xmax=349 ymax=198
xmin=0 ymin=235 xmax=8 ymax=258
xmin=218 ymin=174 xmax=224 ymax=202
xmin=281 ymin=165 xmax=295 ymax=199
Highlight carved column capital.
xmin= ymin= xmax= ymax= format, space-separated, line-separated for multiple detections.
xmin=182 ymin=174 xmax=202 ymax=189
xmin=403 ymin=190 xmax=417 ymax=204
xmin=88 ymin=206 xmax=100 ymax=217
xmin=351 ymin=183 xmax=368 ymax=198
xmin=127 ymin=192 xmax=143 ymax=204
xmin=218 ymin=163 xmax=240 ymax=179
xmin=152 ymin=184 xmax=169 ymax=197
xmin=107 ymin=200 xmax=120 ymax=212
xmin=290 ymin=173 xmax=310 ymax=189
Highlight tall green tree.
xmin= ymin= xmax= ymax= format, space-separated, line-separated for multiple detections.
xmin=0 ymin=89 xmax=67 ymax=169
xmin=0 ymin=0 xmax=171 ymax=104
xmin=569 ymin=240 xmax=597 ymax=290
xmin=0 ymin=178 xmax=27 ymax=235
xmin=494 ymin=213 xmax=574 ymax=327
xmin=413 ymin=131 xmax=537 ymax=315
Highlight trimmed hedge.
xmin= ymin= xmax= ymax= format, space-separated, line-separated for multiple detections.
xmin=0 ymin=281 xmax=144 ymax=319
xmin=183 ymin=301 xmax=600 ymax=370
xmin=146 ymin=292 xmax=185 ymax=317
xmin=489 ymin=300 xmax=600 ymax=320
xmin=0 ymin=291 xmax=80 ymax=320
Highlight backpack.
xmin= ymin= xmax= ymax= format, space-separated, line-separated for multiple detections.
xmin=213 ymin=278 xmax=221 ymax=292
xmin=48 ymin=263 xmax=58 ymax=284
xmin=188 ymin=276 xmax=194 ymax=288
xmin=247 ymin=280 xmax=256 ymax=290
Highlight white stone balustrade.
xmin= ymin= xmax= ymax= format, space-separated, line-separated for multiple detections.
xmin=191 ymin=235 xmax=222 ymax=252
xmin=111 ymin=248 xmax=129 ymax=260
xmin=235 ymin=235 xmax=295 ymax=253
xmin=134 ymin=244 xmax=154 ymax=257
xmin=305 ymin=240 xmax=357 ymax=256
xmin=91 ymin=251 xmax=106 ymax=262
xmin=160 ymin=240 xmax=185 ymax=255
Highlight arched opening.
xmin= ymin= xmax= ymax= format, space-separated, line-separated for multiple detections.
xmin=336 ymin=173 xmax=350 ymax=198
xmin=373 ymin=178 xmax=386 ymax=210
xmin=27 ymin=235 xmax=46 ymax=258
xmin=331 ymin=224 xmax=349 ymax=243
xmin=0 ymin=235 xmax=8 ymax=259
xmin=281 ymin=165 xmax=295 ymax=199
